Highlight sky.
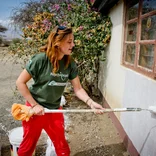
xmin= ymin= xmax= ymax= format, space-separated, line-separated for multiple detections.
xmin=0 ymin=0 xmax=35 ymax=39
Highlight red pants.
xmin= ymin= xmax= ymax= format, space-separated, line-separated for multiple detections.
xmin=17 ymin=102 xmax=70 ymax=156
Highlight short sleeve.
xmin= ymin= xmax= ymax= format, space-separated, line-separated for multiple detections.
xmin=25 ymin=54 xmax=40 ymax=80
xmin=69 ymin=60 xmax=78 ymax=80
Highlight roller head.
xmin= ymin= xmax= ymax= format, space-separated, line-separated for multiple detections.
xmin=148 ymin=106 xmax=156 ymax=114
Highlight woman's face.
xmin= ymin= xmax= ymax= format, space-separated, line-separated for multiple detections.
xmin=59 ymin=33 xmax=75 ymax=56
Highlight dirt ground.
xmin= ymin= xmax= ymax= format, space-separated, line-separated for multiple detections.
xmin=0 ymin=47 xmax=130 ymax=156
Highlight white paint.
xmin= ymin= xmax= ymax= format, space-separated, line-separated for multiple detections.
xmin=98 ymin=0 xmax=156 ymax=155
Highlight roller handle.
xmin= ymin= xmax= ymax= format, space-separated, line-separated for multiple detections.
xmin=44 ymin=108 xmax=142 ymax=113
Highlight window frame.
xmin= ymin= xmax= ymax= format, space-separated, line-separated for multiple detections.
xmin=122 ymin=0 xmax=156 ymax=78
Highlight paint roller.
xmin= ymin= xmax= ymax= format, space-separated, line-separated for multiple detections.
xmin=11 ymin=103 xmax=156 ymax=122
xmin=44 ymin=106 xmax=156 ymax=113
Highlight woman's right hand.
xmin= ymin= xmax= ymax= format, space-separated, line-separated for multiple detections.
xmin=32 ymin=104 xmax=45 ymax=115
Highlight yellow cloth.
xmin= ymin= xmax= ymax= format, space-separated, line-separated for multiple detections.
xmin=11 ymin=103 xmax=34 ymax=122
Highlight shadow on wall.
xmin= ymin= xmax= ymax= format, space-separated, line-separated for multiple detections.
xmin=122 ymin=124 xmax=156 ymax=156
xmin=73 ymin=143 xmax=129 ymax=156
xmin=140 ymin=125 xmax=156 ymax=155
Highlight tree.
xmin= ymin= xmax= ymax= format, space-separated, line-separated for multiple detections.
xmin=10 ymin=1 xmax=43 ymax=28
xmin=0 ymin=24 xmax=8 ymax=45
xmin=10 ymin=0 xmax=71 ymax=28
xmin=0 ymin=24 xmax=8 ymax=33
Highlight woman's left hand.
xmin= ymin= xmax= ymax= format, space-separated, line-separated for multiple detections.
xmin=89 ymin=100 xmax=105 ymax=114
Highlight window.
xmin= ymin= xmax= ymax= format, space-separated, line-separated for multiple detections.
xmin=123 ymin=0 xmax=156 ymax=78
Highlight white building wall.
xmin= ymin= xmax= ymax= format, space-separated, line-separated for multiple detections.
xmin=98 ymin=0 xmax=125 ymax=119
xmin=98 ymin=1 xmax=156 ymax=156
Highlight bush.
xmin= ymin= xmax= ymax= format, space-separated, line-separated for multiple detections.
xmin=11 ymin=38 xmax=22 ymax=44
xmin=2 ymin=40 xmax=11 ymax=47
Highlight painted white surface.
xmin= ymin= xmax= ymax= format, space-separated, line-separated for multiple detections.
xmin=121 ymin=70 xmax=156 ymax=156
xmin=98 ymin=0 xmax=125 ymax=118
xmin=98 ymin=0 xmax=156 ymax=155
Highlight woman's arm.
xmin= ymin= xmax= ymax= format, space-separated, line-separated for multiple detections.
xmin=70 ymin=76 xmax=105 ymax=113
xmin=16 ymin=69 xmax=44 ymax=115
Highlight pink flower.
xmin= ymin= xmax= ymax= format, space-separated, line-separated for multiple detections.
xmin=68 ymin=4 xmax=71 ymax=11
xmin=90 ymin=0 xmax=95 ymax=4
xmin=62 ymin=22 xmax=68 ymax=26
xmin=58 ymin=19 xmax=61 ymax=23
xmin=54 ymin=4 xmax=60 ymax=11
xmin=42 ymin=19 xmax=52 ymax=31
xmin=43 ymin=19 xmax=49 ymax=24
xmin=79 ymin=26 xmax=83 ymax=31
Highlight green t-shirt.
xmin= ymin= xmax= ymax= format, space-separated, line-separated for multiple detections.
xmin=26 ymin=53 xmax=78 ymax=109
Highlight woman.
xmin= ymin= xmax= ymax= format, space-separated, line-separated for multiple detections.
xmin=16 ymin=25 xmax=104 ymax=156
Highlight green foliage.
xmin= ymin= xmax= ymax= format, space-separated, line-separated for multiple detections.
xmin=11 ymin=38 xmax=22 ymax=44
xmin=2 ymin=40 xmax=11 ymax=47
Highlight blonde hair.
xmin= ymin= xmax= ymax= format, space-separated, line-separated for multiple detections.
xmin=40 ymin=26 xmax=73 ymax=73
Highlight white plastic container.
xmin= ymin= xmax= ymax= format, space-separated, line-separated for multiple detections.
xmin=46 ymin=137 xmax=56 ymax=156
xmin=60 ymin=95 xmax=67 ymax=107
xmin=9 ymin=127 xmax=35 ymax=156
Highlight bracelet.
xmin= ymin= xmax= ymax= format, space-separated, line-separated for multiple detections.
xmin=31 ymin=104 xmax=38 ymax=108
xmin=86 ymin=98 xmax=92 ymax=107
xmin=86 ymin=98 xmax=91 ymax=104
